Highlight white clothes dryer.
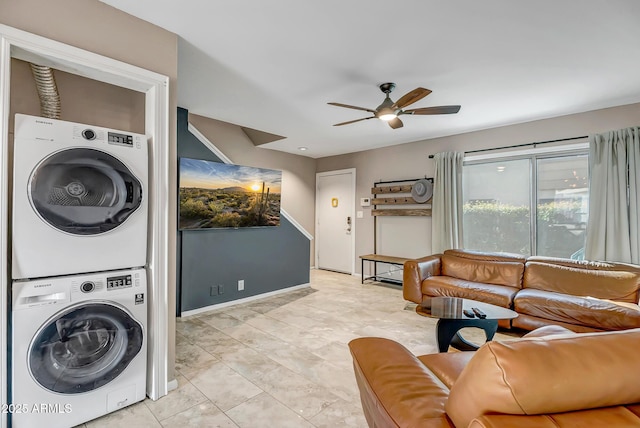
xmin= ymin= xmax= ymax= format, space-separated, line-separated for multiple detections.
xmin=11 ymin=268 xmax=147 ymax=428
xmin=12 ymin=114 xmax=148 ymax=279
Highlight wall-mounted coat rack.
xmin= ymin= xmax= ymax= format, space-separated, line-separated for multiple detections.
xmin=361 ymin=178 xmax=433 ymax=285
xmin=371 ymin=178 xmax=433 ymax=217
xmin=371 ymin=177 xmax=432 ymax=255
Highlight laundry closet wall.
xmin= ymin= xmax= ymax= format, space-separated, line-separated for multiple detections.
xmin=9 ymin=58 xmax=146 ymax=133
xmin=1 ymin=0 xmax=179 ymax=383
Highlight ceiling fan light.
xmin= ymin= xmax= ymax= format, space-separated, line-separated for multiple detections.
xmin=377 ymin=108 xmax=397 ymax=121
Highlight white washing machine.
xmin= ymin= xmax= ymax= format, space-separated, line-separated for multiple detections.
xmin=12 ymin=114 xmax=148 ymax=279
xmin=11 ymin=268 xmax=147 ymax=428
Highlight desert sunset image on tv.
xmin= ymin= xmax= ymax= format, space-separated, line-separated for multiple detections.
xmin=179 ymin=158 xmax=282 ymax=229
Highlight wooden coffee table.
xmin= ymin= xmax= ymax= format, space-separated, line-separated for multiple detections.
xmin=416 ymin=297 xmax=518 ymax=352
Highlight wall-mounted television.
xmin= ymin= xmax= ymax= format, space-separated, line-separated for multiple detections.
xmin=179 ymin=157 xmax=282 ymax=230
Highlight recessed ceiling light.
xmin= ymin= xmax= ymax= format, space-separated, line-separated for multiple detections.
xmin=298 ymin=147 xmax=308 ymax=151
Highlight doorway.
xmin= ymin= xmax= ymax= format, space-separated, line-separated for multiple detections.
xmin=315 ymin=168 xmax=356 ymax=274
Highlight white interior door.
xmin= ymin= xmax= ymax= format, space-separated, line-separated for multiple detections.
xmin=316 ymin=169 xmax=355 ymax=274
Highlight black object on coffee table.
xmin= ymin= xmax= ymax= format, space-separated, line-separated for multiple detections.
xmin=416 ymin=297 xmax=518 ymax=352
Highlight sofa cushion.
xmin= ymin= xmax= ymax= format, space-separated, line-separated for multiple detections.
xmin=521 ymin=324 xmax=576 ymax=338
xmin=417 ymin=352 xmax=474 ymax=389
xmin=441 ymin=254 xmax=524 ymax=288
xmin=528 ymin=256 xmax=640 ymax=274
xmin=513 ymin=288 xmax=640 ymax=331
xmin=512 ymin=313 xmax=604 ymax=333
xmin=524 ymin=261 xmax=640 ymax=303
xmin=422 ymin=276 xmax=519 ymax=308
xmin=445 ymin=328 xmax=640 ymax=428
xmin=444 ymin=249 xmax=527 ymax=263
xmin=470 ymin=407 xmax=640 ymax=428
xmin=628 ymin=404 xmax=640 ymax=419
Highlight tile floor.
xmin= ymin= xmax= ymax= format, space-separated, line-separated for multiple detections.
xmin=79 ymin=269 xmax=517 ymax=427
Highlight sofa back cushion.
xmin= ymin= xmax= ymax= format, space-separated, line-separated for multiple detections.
xmin=441 ymin=250 xmax=525 ymax=288
xmin=445 ymin=328 xmax=640 ymax=428
xmin=444 ymin=249 xmax=527 ymax=263
xmin=524 ymin=260 xmax=640 ymax=303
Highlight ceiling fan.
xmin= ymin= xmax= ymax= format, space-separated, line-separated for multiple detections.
xmin=328 ymin=82 xmax=461 ymax=129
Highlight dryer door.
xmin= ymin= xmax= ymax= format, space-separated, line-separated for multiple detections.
xmin=29 ymin=148 xmax=143 ymax=235
xmin=28 ymin=302 xmax=143 ymax=394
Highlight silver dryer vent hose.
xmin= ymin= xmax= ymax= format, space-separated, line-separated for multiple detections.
xmin=29 ymin=63 xmax=61 ymax=119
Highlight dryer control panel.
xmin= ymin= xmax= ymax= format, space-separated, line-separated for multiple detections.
xmin=107 ymin=274 xmax=133 ymax=290
xmin=108 ymin=131 xmax=134 ymax=147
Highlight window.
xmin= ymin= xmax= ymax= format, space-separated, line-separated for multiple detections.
xmin=462 ymin=152 xmax=589 ymax=258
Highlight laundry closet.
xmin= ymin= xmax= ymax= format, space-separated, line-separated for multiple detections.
xmin=7 ymin=59 xmax=150 ymax=427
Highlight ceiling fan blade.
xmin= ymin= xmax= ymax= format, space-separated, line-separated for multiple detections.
xmin=328 ymin=102 xmax=376 ymax=113
xmin=333 ymin=116 xmax=375 ymax=126
xmin=404 ymin=105 xmax=461 ymax=115
xmin=391 ymin=87 xmax=432 ymax=109
xmin=388 ymin=117 xmax=404 ymax=129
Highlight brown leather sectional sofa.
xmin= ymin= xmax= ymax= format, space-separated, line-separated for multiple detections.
xmin=349 ymin=326 xmax=640 ymax=427
xmin=403 ymin=249 xmax=640 ymax=332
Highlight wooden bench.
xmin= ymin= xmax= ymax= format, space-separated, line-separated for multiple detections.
xmin=359 ymin=254 xmax=413 ymax=285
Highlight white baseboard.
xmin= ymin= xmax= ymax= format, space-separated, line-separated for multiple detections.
xmin=180 ymin=283 xmax=311 ymax=317
xmin=167 ymin=378 xmax=178 ymax=392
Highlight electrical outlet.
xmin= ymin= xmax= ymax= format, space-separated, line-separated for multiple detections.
xmin=210 ymin=286 xmax=218 ymax=296
xmin=238 ymin=279 xmax=245 ymax=291
xmin=218 ymin=284 xmax=224 ymax=295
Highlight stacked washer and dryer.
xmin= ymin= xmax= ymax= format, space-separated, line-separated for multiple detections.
xmin=10 ymin=114 xmax=149 ymax=427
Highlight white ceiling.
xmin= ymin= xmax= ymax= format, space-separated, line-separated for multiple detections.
xmin=100 ymin=0 xmax=640 ymax=158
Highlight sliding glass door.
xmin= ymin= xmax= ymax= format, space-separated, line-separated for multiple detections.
xmin=462 ymin=152 xmax=588 ymax=258
xmin=463 ymin=159 xmax=532 ymax=255
xmin=535 ymin=155 xmax=589 ymax=258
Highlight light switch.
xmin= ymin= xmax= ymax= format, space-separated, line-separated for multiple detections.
xmin=357 ymin=211 xmax=363 ymax=218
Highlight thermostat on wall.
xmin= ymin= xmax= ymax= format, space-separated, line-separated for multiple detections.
xmin=361 ymin=197 xmax=371 ymax=207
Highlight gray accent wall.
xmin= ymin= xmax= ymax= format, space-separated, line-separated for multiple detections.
xmin=180 ymin=218 xmax=310 ymax=311
xmin=177 ymin=107 xmax=310 ymax=313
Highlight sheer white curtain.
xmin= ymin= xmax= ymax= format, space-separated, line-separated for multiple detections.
xmin=585 ymin=127 xmax=640 ymax=263
xmin=432 ymin=152 xmax=464 ymax=253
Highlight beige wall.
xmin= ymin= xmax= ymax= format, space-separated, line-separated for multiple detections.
xmin=188 ymin=112 xmax=317 ymax=262
xmin=1 ymin=0 xmax=178 ymax=381
xmin=317 ymin=102 xmax=640 ymax=273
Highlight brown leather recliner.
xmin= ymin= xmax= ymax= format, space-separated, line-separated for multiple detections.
xmin=349 ymin=326 xmax=640 ymax=427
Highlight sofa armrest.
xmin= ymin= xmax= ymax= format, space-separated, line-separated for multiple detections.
xmin=349 ymin=337 xmax=453 ymax=428
xmin=403 ymin=254 xmax=442 ymax=303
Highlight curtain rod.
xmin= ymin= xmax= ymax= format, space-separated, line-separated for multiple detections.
xmin=427 ymin=135 xmax=588 ymax=159
xmin=374 ymin=177 xmax=431 ymax=185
